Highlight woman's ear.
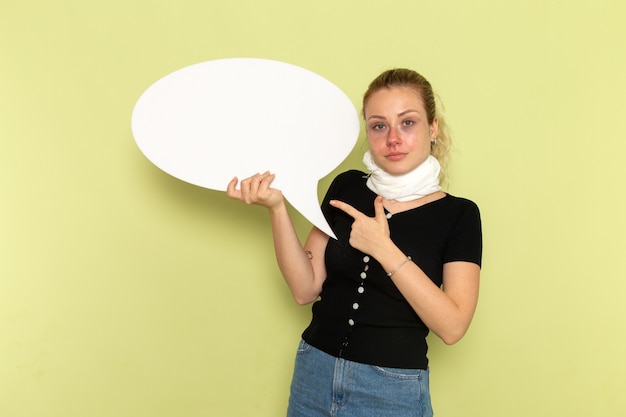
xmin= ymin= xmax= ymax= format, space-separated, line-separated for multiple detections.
xmin=430 ymin=117 xmax=439 ymax=141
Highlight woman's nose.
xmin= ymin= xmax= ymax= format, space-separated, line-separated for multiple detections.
xmin=387 ymin=127 xmax=401 ymax=145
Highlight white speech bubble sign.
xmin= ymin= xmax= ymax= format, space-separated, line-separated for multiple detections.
xmin=131 ymin=58 xmax=360 ymax=239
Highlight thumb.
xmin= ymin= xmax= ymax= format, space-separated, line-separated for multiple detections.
xmin=374 ymin=196 xmax=386 ymax=220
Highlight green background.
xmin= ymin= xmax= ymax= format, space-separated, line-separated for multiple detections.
xmin=2 ymin=0 xmax=625 ymax=415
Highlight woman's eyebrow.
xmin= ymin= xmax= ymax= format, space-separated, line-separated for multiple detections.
xmin=367 ymin=109 xmax=420 ymax=121
xmin=398 ymin=109 xmax=420 ymax=117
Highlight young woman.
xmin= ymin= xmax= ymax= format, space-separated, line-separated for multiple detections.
xmin=227 ymin=68 xmax=482 ymax=417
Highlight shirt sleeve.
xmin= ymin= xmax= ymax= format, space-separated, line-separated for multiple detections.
xmin=443 ymin=200 xmax=483 ymax=267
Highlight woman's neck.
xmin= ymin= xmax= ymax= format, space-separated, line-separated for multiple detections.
xmin=382 ymin=191 xmax=446 ymax=214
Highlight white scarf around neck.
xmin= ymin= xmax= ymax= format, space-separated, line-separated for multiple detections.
xmin=362 ymin=151 xmax=442 ymax=202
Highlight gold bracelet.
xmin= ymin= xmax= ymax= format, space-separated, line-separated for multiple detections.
xmin=387 ymin=256 xmax=412 ymax=277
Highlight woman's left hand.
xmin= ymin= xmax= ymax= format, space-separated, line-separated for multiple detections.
xmin=330 ymin=196 xmax=391 ymax=257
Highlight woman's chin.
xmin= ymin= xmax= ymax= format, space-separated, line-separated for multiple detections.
xmin=381 ymin=164 xmax=410 ymax=176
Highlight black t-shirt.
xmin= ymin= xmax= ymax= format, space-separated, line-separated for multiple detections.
xmin=301 ymin=170 xmax=482 ymax=369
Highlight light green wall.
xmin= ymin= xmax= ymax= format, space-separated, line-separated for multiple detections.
xmin=2 ymin=0 xmax=625 ymax=416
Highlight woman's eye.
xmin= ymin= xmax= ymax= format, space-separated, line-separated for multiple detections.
xmin=403 ymin=120 xmax=415 ymax=126
xmin=371 ymin=123 xmax=385 ymax=131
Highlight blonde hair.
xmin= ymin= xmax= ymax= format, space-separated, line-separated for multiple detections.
xmin=362 ymin=68 xmax=452 ymax=185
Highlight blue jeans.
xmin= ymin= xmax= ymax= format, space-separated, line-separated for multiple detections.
xmin=287 ymin=340 xmax=433 ymax=417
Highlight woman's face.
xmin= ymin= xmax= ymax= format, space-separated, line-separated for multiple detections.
xmin=364 ymin=86 xmax=438 ymax=176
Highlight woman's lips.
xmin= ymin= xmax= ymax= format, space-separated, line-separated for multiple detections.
xmin=386 ymin=152 xmax=406 ymax=161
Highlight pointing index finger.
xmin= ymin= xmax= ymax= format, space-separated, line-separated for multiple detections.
xmin=329 ymin=199 xmax=363 ymax=219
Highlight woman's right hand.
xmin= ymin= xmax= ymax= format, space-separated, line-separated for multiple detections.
xmin=226 ymin=171 xmax=284 ymax=210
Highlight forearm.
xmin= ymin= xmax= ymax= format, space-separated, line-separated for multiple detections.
xmin=391 ymin=264 xmax=473 ymax=344
xmin=268 ymin=202 xmax=323 ymax=305
xmin=372 ymin=241 xmax=479 ymax=344
xmin=225 ymin=173 xmax=326 ymax=304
